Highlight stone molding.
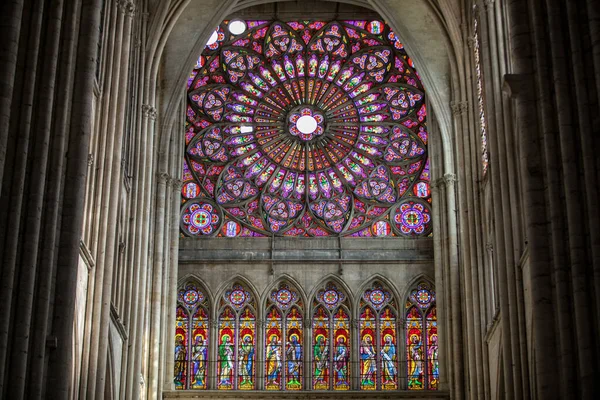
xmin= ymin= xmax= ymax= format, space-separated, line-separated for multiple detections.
xmin=142 ymin=104 xmax=157 ymax=120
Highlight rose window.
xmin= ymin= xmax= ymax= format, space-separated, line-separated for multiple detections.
xmin=182 ymin=20 xmax=432 ymax=237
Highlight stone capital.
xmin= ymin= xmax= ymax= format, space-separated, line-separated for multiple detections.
xmin=171 ymin=178 xmax=184 ymax=191
xmin=141 ymin=104 xmax=157 ymax=120
xmin=117 ymin=0 xmax=136 ymax=17
xmin=467 ymin=37 xmax=475 ymax=49
xmin=451 ymin=101 xmax=468 ymax=116
xmin=157 ymin=172 xmax=171 ymax=184
xmin=484 ymin=0 xmax=495 ymax=12
xmin=87 ymin=153 xmax=94 ymax=167
xmin=443 ymin=173 xmax=458 ymax=186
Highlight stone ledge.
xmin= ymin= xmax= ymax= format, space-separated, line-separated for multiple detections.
xmin=163 ymin=390 xmax=449 ymax=399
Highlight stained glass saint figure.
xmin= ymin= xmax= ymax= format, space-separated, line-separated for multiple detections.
xmin=286 ymin=334 xmax=302 ymax=386
xmin=360 ymin=335 xmax=377 ymax=388
xmin=313 ymin=335 xmax=329 ymax=388
xmin=238 ymin=334 xmax=255 ymax=388
xmin=381 ymin=334 xmax=397 ymax=386
xmin=219 ymin=335 xmax=234 ymax=387
xmin=191 ymin=335 xmax=207 ymax=388
xmin=334 ymin=337 xmax=349 ymax=387
xmin=174 ymin=336 xmax=187 ymax=387
xmin=266 ymin=335 xmax=282 ymax=386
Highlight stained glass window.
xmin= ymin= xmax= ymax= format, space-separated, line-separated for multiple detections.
xmin=405 ymin=282 xmax=437 ymax=390
xmin=473 ymin=15 xmax=489 ymax=174
xmin=312 ymin=281 xmax=351 ymax=390
xmin=182 ymin=19 xmax=431 ymax=238
xmin=264 ymin=283 xmax=304 ymax=390
xmin=359 ymin=282 xmax=399 ymax=390
xmin=217 ymin=282 xmax=257 ymax=390
xmin=175 ymin=282 xmax=209 ymax=390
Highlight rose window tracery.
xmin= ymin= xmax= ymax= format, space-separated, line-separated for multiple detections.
xmin=182 ymin=20 xmax=432 ymax=237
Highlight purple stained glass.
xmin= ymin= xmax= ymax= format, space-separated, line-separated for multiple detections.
xmin=182 ymin=20 xmax=430 ymax=237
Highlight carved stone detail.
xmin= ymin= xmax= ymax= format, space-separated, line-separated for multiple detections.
xmin=117 ymin=0 xmax=136 ymax=16
xmin=171 ymin=178 xmax=184 ymax=191
xmin=443 ymin=173 xmax=458 ymax=186
xmin=142 ymin=104 xmax=157 ymax=120
xmin=451 ymin=101 xmax=468 ymax=116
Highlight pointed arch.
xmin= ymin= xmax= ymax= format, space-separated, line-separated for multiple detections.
xmin=216 ymin=279 xmax=258 ymax=390
xmin=311 ymin=277 xmax=352 ymax=391
xmin=177 ymin=275 xmax=214 ymax=306
xmin=358 ymin=278 xmax=399 ymax=390
xmin=215 ymin=275 xmax=260 ymax=314
xmin=261 ymin=274 xmax=308 ymax=310
xmin=308 ymin=274 xmax=354 ymax=309
xmin=263 ymin=278 xmax=305 ymax=390
xmin=175 ymin=278 xmax=211 ymax=390
xmin=404 ymin=280 xmax=437 ymax=390
xmin=355 ymin=274 xmax=402 ymax=317
xmin=400 ymin=273 xmax=435 ymax=304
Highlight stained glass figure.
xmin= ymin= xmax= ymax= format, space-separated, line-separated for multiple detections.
xmin=175 ymin=306 xmax=189 ymax=390
xmin=265 ymin=282 xmax=304 ymax=390
xmin=265 ymin=308 xmax=283 ymax=390
xmin=359 ymin=282 xmax=398 ymax=390
xmin=405 ymin=282 xmax=437 ymax=390
xmin=312 ymin=281 xmax=350 ymax=390
xmin=182 ymin=19 xmax=431 ymax=238
xmin=175 ymin=282 xmax=209 ymax=390
xmin=217 ymin=282 xmax=257 ymax=390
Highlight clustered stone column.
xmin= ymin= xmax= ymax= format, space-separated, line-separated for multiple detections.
xmin=453 ymin=0 xmax=600 ymax=399
xmin=0 ymin=0 xmax=103 ymax=399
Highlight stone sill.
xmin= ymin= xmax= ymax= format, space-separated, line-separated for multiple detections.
xmin=163 ymin=390 xmax=449 ymax=399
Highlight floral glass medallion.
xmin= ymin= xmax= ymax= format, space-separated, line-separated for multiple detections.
xmin=182 ymin=20 xmax=432 ymax=237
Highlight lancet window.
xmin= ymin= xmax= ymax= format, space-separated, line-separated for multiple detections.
xmin=405 ymin=282 xmax=438 ymax=390
xmin=359 ymin=282 xmax=399 ymax=390
xmin=182 ymin=19 xmax=432 ymax=238
xmin=264 ymin=283 xmax=304 ymax=390
xmin=312 ymin=281 xmax=351 ymax=390
xmin=174 ymin=282 xmax=209 ymax=389
xmin=473 ymin=13 xmax=489 ymax=174
xmin=217 ymin=282 xmax=257 ymax=390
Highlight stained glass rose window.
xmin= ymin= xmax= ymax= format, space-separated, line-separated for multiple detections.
xmin=182 ymin=20 xmax=431 ymax=237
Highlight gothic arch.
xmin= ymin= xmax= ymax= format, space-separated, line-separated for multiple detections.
xmin=308 ymin=274 xmax=355 ymax=308
xmin=155 ymin=0 xmax=459 ymax=176
xmin=214 ymin=275 xmax=261 ymax=316
xmin=177 ymin=275 xmax=214 ymax=307
xmin=400 ymin=273 xmax=435 ymax=303
xmin=354 ymin=274 xmax=402 ymax=318
xmin=260 ymin=274 xmax=308 ymax=309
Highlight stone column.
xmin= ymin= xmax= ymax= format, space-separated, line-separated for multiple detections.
xmin=47 ymin=0 xmax=104 ymax=398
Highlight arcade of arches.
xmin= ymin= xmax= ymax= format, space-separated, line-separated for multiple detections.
xmin=1 ymin=0 xmax=599 ymax=399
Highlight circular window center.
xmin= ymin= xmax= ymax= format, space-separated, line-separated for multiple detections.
xmin=296 ymin=115 xmax=318 ymax=134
